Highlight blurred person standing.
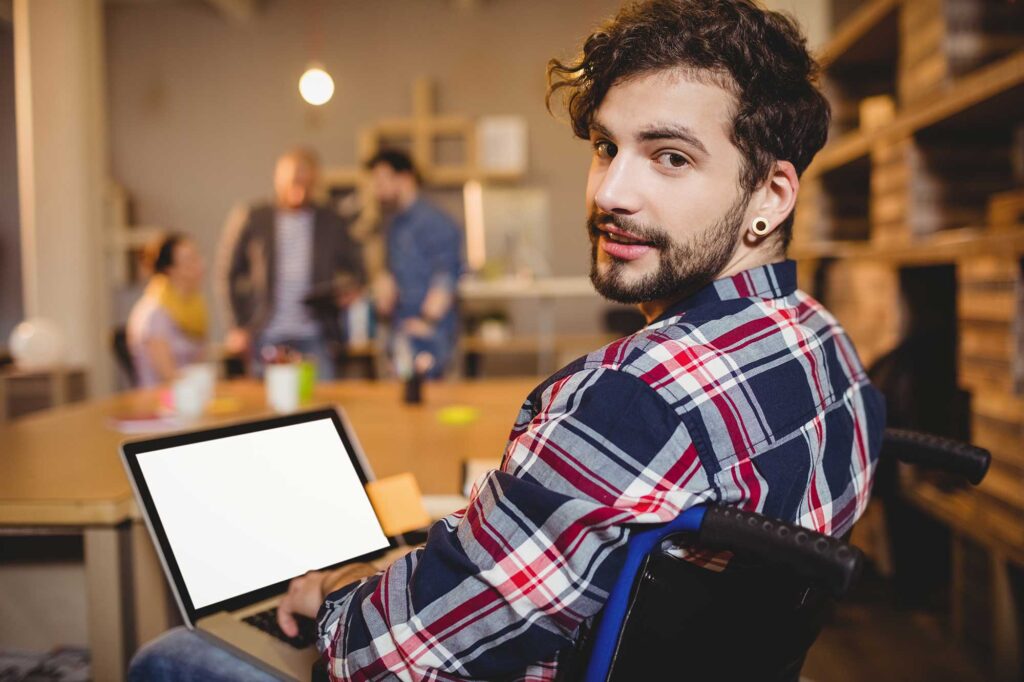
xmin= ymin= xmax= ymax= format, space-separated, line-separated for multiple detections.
xmin=127 ymin=233 xmax=208 ymax=387
xmin=368 ymin=149 xmax=462 ymax=379
xmin=217 ymin=148 xmax=365 ymax=379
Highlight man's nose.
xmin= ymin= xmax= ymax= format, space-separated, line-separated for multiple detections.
xmin=594 ymin=156 xmax=642 ymax=215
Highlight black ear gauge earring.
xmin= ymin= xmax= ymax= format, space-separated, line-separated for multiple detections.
xmin=751 ymin=217 xmax=772 ymax=237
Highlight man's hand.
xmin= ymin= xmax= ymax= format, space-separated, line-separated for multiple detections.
xmin=276 ymin=563 xmax=379 ymax=638
xmin=224 ymin=327 xmax=250 ymax=355
xmin=336 ymin=288 xmax=364 ymax=309
xmin=402 ymin=317 xmax=434 ymax=339
xmin=421 ymin=285 xmax=452 ymax=323
xmin=334 ymin=275 xmax=364 ymax=309
xmin=373 ymin=273 xmax=398 ymax=316
xmin=276 ymin=571 xmax=326 ymax=638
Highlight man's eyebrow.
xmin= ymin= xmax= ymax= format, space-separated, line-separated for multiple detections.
xmin=588 ymin=121 xmax=614 ymax=139
xmin=636 ymin=124 xmax=709 ymax=156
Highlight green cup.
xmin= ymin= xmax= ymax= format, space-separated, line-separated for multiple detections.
xmin=298 ymin=360 xmax=316 ymax=403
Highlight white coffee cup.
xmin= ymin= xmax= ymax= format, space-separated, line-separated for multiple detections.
xmin=172 ymin=375 xmax=205 ymax=419
xmin=182 ymin=363 xmax=216 ymax=405
xmin=265 ymin=364 xmax=300 ymax=413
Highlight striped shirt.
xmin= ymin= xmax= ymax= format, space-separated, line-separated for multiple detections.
xmin=263 ymin=209 xmax=318 ymax=339
xmin=316 ymin=260 xmax=886 ymax=681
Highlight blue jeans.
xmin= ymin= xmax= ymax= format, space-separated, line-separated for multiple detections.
xmin=128 ymin=627 xmax=279 ymax=682
xmin=253 ymin=333 xmax=334 ymax=381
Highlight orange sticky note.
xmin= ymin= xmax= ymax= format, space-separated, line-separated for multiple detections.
xmin=365 ymin=473 xmax=432 ymax=537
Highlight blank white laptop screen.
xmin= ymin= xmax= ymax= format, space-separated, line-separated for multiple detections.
xmin=136 ymin=418 xmax=389 ymax=609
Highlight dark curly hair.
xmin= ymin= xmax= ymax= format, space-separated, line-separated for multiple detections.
xmin=547 ymin=0 xmax=830 ymax=248
xmin=366 ymin=148 xmax=422 ymax=185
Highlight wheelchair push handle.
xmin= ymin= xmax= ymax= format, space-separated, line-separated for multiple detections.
xmin=883 ymin=428 xmax=990 ymax=485
xmin=696 ymin=505 xmax=863 ymax=598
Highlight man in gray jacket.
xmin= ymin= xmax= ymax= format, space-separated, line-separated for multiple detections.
xmin=217 ymin=148 xmax=364 ymax=378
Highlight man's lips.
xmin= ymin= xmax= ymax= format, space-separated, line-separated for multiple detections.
xmin=595 ymin=222 xmax=655 ymax=261
xmin=600 ymin=237 xmax=653 ymax=260
xmin=599 ymin=223 xmax=648 ymax=243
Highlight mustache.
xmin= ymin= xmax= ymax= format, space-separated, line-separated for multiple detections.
xmin=587 ymin=211 xmax=670 ymax=249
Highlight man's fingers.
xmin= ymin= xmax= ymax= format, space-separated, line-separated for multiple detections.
xmin=277 ymin=598 xmax=299 ymax=638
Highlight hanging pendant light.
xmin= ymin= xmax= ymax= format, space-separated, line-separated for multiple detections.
xmin=299 ymin=0 xmax=332 ymax=106
xmin=299 ymin=64 xmax=334 ymax=106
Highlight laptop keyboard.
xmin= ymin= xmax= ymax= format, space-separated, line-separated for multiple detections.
xmin=242 ymin=608 xmax=319 ymax=649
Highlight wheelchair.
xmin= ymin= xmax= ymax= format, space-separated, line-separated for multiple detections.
xmin=559 ymin=428 xmax=991 ymax=682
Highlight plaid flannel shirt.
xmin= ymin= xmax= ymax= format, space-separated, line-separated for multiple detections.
xmin=317 ymin=260 xmax=886 ymax=681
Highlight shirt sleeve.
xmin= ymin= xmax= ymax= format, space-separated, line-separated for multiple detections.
xmin=213 ymin=204 xmax=253 ymax=329
xmin=316 ymin=367 xmax=714 ymax=680
xmin=136 ymin=305 xmax=178 ymax=345
xmin=423 ymin=216 xmax=462 ymax=293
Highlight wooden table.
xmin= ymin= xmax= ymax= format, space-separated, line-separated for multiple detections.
xmin=0 ymin=378 xmax=538 ymax=681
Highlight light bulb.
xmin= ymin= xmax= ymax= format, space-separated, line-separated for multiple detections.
xmin=299 ymin=66 xmax=334 ymax=106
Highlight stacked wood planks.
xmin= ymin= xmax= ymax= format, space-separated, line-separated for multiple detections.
xmin=899 ymin=0 xmax=1024 ymax=105
xmin=871 ymin=137 xmax=914 ymax=244
xmin=956 ymin=255 xmax=1024 ymax=543
xmin=957 ymin=255 xmax=1022 ymax=395
xmin=822 ymin=260 xmax=902 ymax=367
xmin=796 ymin=2 xmax=1024 ymax=677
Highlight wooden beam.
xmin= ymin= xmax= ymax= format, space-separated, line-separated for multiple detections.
xmin=791 ymin=226 xmax=1024 ymax=265
xmin=806 ymin=50 xmax=1024 ymax=180
xmin=817 ymin=0 xmax=900 ymax=68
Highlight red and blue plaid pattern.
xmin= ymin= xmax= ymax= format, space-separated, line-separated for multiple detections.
xmin=317 ymin=260 xmax=885 ymax=681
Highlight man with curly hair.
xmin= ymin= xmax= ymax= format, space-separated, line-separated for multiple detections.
xmin=131 ymin=2 xmax=884 ymax=680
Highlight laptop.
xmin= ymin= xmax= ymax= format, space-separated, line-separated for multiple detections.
xmin=121 ymin=408 xmax=395 ymax=681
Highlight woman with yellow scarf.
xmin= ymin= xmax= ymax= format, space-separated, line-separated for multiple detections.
xmin=127 ymin=233 xmax=209 ymax=387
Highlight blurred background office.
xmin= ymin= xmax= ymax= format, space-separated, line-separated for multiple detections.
xmin=0 ymin=1 xmax=1022 ymax=681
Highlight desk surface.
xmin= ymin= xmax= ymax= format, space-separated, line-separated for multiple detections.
xmin=0 ymin=378 xmax=539 ymax=526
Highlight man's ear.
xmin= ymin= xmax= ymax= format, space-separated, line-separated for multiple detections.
xmin=749 ymin=160 xmax=799 ymax=238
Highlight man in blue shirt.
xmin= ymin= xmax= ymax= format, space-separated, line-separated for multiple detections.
xmin=367 ymin=150 xmax=462 ymax=379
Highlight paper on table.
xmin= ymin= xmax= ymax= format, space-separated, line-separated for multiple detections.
xmin=365 ymin=473 xmax=432 ymax=537
xmin=108 ymin=414 xmax=184 ymax=434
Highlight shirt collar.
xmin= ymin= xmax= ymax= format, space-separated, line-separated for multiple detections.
xmin=653 ymin=259 xmax=797 ymax=324
xmin=394 ymin=195 xmax=425 ymax=223
xmin=276 ymin=206 xmax=314 ymax=223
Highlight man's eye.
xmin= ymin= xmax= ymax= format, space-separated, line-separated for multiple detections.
xmin=656 ymin=152 xmax=689 ymax=169
xmin=594 ymin=140 xmax=617 ymax=159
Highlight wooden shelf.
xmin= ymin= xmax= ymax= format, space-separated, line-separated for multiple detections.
xmin=904 ymin=481 xmax=1024 ymax=567
xmin=792 ymin=225 xmax=1024 ymax=265
xmin=459 ymin=276 xmax=597 ymax=301
xmin=808 ymin=7 xmax=1024 ymax=674
xmin=893 ymin=50 xmax=1024 ymax=137
xmin=807 ymin=129 xmax=873 ymax=178
xmin=807 ymin=49 xmax=1024 ymax=179
xmin=818 ymin=0 xmax=901 ymax=70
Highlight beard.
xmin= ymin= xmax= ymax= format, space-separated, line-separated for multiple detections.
xmin=588 ymin=192 xmax=749 ymax=305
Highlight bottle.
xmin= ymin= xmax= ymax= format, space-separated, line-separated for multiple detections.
xmin=394 ymin=332 xmax=422 ymax=404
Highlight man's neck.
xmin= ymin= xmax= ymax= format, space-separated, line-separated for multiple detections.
xmin=637 ymin=249 xmax=785 ymax=324
xmin=277 ymin=204 xmax=312 ymax=214
xmin=396 ymin=188 xmax=419 ymax=213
